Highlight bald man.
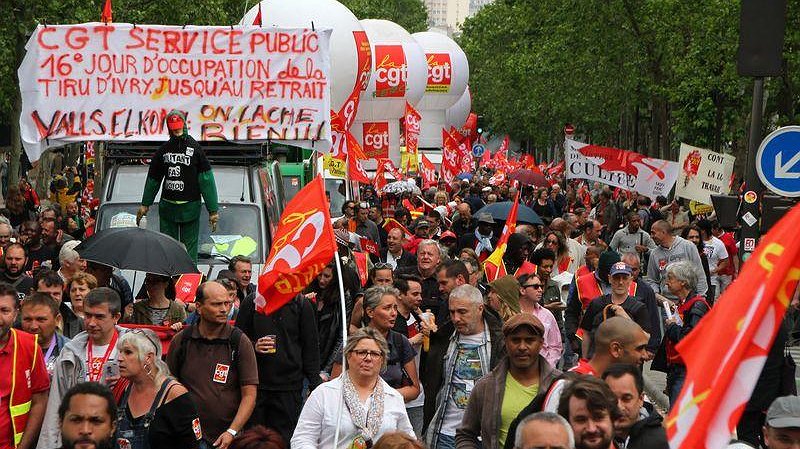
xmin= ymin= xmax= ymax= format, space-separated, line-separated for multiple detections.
xmin=381 ymin=228 xmax=417 ymax=269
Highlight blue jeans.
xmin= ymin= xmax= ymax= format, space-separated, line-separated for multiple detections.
xmin=434 ymin=434 xmax=456 ymax=449
xmin=667 ymin=364 xmax=687 ymax=410
xmin=406 ymin=406 xmax=424 ymax=439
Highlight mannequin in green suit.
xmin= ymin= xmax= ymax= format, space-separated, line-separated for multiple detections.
xmin=136 ymin=110 xmax=219 ymax=262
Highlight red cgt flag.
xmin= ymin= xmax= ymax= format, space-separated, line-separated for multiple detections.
xmin=420 ymin=153 xmax=437 ymax=188
xmin=666 ymin=203 xmax=800 ymax=449
xmin=174 ymin=273 xmax=202 ymax=303
xmin=256 ymin=176 xmax=336 ymax=315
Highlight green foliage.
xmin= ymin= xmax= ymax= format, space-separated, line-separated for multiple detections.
xmin=460 ymin=0 xmax=800 ymax=160
xmin=341 ymin=0 xmax=429 ymax=33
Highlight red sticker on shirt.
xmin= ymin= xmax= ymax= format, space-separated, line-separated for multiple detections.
xmin=117 ymin=438 xmax=131 ymax=449
xmin=213 ymin=363 xmax=230 ymax=384
xmin=658 ymin=258 xmax=667 ymax=271
xmin=192 ymin=418 xmax=203 ymax=440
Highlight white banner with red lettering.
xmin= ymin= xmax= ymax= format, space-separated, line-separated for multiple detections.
xmin=565 ymin=138 xmax=679 ymax=198
xmin=675 ymin=143 xmax=736 ymax=206
xmin=19 ymin=24 xmax=333 ymax=161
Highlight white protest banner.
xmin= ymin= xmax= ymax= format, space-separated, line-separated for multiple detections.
xmin=565 ymin=138 xmax=679 ymax=198
xmin=675 ymin=143 xmax=735 ymax=205
xmin=19 ymin=23 xmax=332 ymax=161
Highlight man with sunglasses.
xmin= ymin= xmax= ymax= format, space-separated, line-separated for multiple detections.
xmin=518 ymin=274 xmax=562 ymax=368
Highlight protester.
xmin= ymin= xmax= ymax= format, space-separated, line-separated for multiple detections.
xmin=422 ymin=285 xmax=504 ymax=449
xmin=609 ymin=212 xmax=656 ymax=258
xmin=57 ymin=382 xmax=117 ymax=449
xmin=167 ymin=281 xmax=258 ymax=449
xmin=236 ymin=288 xmax=321 ymax=444
xmin=381 ymin=228 xmax=417 ymax=269
xmin=657 ymin=260 xmax=710 ymax=408
xmin=487 ymin=275 xmax=521 ymax=321
xmin=647 ymin=220 xmax=708 ymax=300
xmin=0 ymin=243 xmax=35 ymax=299
xmin=602 ymin=364 xmax=667 ymax=448
xmin=229 ymin=426 xmax=288 ymax=449
xmin=517 ymin=274 xmax=562 ymax=367
xmin=306 ymin=263 xmax=349 ymax=378
xmin=697 ymin=219 xmax=729 ymax=300
xmin=456 ymin=313 xmax=561 ymax=449
xmin=116 ymin=328 xmax=203 ymax=449
xmin=332 ymin=287 xmax=421 ymax=403
xmin=557 ymin=376 xmax=620 ymax=449
xmin=67 ymin=272 xmax=97 ymax=323
xmin=122 ymin=273 xmax=186 ymax=328
xmin=20 ymin=292 xmax=69 ymax=378
xmin=763 ymin=396 xmax=800 ymax=449
xmin=512 ymin=412 xmax=574 ymax=449
xmin=392 ymin=276 xmax=429 ymax=435
xmin=291 ymin=328 xmax=414 ymax=449
xmin=397 ymin=240 xmax=444 ymax=324
xmin=0 ymin=284 xmax=50 ymax=449
xmin=459 ymin=214 xmax=497 ymax=262
xmin=38 ymin=287 xmax=128 ymax=449
xmin=229 ymin=255 xmax=256 ymax=305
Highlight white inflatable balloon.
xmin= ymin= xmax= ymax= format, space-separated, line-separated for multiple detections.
xmin=240 ymin=0 xmax=371 ymax=115
xmin=351 ymin=19 xmax=428 ymax=169
xmin=412 ymin=31 xmax=469 ymax=148
xmin=446 ymin=86 xmax=471 ymax=129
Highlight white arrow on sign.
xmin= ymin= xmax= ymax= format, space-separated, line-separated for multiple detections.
xmin=775 ymin=150 xmax=800 ymax=179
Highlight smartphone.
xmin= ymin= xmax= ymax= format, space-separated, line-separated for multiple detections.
xmin=104 ymin=360 xmax=120 ymax=378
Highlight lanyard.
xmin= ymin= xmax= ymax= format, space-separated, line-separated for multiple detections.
xmin=87 ymin=331 xmax=118 ymax=382
xmin=44 ymin=335 xmax=56 ymax=362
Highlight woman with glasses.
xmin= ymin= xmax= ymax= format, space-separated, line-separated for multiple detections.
xmin=542 ymin=230 xmax=572 ymax=275
xmin=292 ymin=327 xmax=415 ymax=449
xmin=334 ymin=286 xmax=421 ymax=403
xmin=122 ymin=273 xmax=186 ymax=330
xmin=116 ymin=328 xmax=204 ymax=449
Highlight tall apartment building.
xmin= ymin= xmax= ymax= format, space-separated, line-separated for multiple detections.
xmin=424 ymin=0 xmax=494 ymax=35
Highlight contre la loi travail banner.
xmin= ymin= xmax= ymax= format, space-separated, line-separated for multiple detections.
xmin=19 ymin=23 xmax=333 ymax=161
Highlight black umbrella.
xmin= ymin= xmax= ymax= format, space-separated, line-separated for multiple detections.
xmin=75 ymin=227 xmax=198 ymax=276
xmin=474 ymin=201 xmax=543 ymax=225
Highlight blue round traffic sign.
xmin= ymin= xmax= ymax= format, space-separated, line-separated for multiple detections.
xmin=756 ymin=126 xmax=800 ymax=197
xmin=472 ymin=144 xmax=485 ymax=158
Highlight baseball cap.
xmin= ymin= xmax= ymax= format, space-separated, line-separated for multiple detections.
xmin=766 ymin=396 xmax=800 ymax=428
xmin=415 ymin=219 xmax=431 ymax=229
xmin=502 ymin=313 xmax=545 ymax=337
xmin=166 ymin=114 xmax=184 ymax=131
xmin=610 ymin=261 xmax=632 ymax=276
xmin=440 ymin=230 xmax=457 ymax=241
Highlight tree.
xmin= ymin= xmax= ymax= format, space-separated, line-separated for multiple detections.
xmin=341 ymin=0 xmax=429 ymax=33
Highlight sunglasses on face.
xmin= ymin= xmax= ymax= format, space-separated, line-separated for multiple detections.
xmin=524 ymin=284 xmax=543 ymax=289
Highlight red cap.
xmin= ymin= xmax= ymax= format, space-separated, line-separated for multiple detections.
xmin=166 ymin=114 xmax=185 ymax=131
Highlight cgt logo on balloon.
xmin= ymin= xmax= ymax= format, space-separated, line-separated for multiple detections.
xmin=426 ymin=53 xmax=451 ymax=93
xmin=363 ymin=122 xmax=390 ymax=159
xmin=374 ymin=45 xmax=407 ymax=98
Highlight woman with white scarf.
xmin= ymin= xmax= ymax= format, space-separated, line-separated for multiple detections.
xmin=292 ymin=327 xmax=415 ymax=449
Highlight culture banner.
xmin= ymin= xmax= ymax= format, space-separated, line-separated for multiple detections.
xmin=675 ymin=143 xmax=736 ymax=206
xmin=19 ymin=24 xmax=333 ymax=161
xmin=565 ymin=138 xmax=679 ymax=198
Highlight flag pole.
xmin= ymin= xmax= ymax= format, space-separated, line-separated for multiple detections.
xmin=332 ymin=251 xmax=348 ymax=449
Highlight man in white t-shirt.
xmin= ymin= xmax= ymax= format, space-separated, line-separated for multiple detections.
xmin=698 ymin=220 xmax=729 ymax=299
xmin=422 ymin=285 xmax=504 ymax=449
xmin=37 ymin=287 xmax=127 ymax=449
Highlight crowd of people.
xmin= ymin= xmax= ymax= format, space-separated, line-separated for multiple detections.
xmin=0 ymin=165 xmax=798 ymax=449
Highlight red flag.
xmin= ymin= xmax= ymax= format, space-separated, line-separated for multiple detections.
xmin=666 ymin=203 xmax=800 ymax=449
xmin=497 ymin=135 xmax=509 ymax=160
xmin=373 ymin=160 xmax=388 ymax=192
xmin=483 ymin=192 xmax=520 ymax=281
xmin=360 ymin=238 xmax=379 ymax=257
xmin=441 ymin=129 xmax=461 ymax=183
xmin=383 ymin=218 xmax=413 ymax=241
xmin=256 ymin=177 xmax=336 ymax=315
xmin=346 ymin=132 xmax=371 ymax=184
xmin=101 ymin=0 xmax=113 ymax=22
xmin=380 ymin=159 xmax=404 ymax=181
xmin=253 ymin=2 xmax=263 ymax=26
xmin=480 ymin=144 xmax=491 ymax=165
xmin=420 ymin=153 xmax=437 ymax=188
xmin=174 ymin=273 xmax=202 ymax=303
xmin=353 ymin=251 xmax=369 ymax=287
xmin=404 ymin=102 xmax=421 ymax=156
xmin=464 ymin=112 xmax=478 ymax=141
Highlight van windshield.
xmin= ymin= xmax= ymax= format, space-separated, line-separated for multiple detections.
xmin=96 ymin=203 xmax=264 ymax=263
xmin=326 ymin=178 xmax=348 ymax=218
